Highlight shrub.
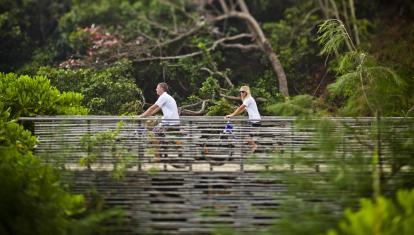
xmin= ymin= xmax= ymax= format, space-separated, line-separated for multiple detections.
xmin=37 ymin=59 xmax=144 ymax=115
xmin=0 ymin=146 xmax=85 ymax=235
xmin=328 ymin=189 xmax=414 ymax=235
xmin=0 ymin=73 xmax=88 ymax=119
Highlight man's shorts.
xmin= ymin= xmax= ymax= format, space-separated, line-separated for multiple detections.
xmin=153 ymin=123 xmax=180 ymax=137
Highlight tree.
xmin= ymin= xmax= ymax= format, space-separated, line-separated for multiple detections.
xmin=57 ymin=0 xmax=290 ymax=97
xmin=317 ymin=19 xmax=411 ymax=116
xmin=212 ymin=0 xmax=289 ymax=97
xmin=37 ymin=60 xmax=144 ymax=115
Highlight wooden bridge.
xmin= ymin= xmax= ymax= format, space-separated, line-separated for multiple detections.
xmin=19 ymin=116 xmax=409 ymax=234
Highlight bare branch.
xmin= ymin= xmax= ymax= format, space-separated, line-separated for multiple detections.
xmin=348 ymin=0 xmax=360 ymax=45
xmin=237 ymin=0 xmax=250 ymax=14
xmin=138 ymin=16 xmax=178 ymax=36
xmin=201 ymin=67 xmax=234 ymax=87
xmin=134 ymin=51 xmax=203 ymax=62
xmin=158 ymin=24 xmax=205 ymax=48
xmin=220 ymin=93 xmax=267 ymax=102
xmin=405 ymin=105 xmax=414 ymax=117
xmin=218 ymin=0 xmax=229 ymax=14
xmin=180 ymin=100 xmax=205 ymax=109
xmin=179 ymin=100 xmax=211 ymax=115
xmin=133 ymin=33 xmax=254 ymax=62
xmin=219 ymin=43 xmax=260 ymax=51
xmin=158 ymin=0 xmax=197 ymax=21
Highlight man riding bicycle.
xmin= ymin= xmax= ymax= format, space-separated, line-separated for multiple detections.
xmin=138 ymin=82 xmax=180 ymax=160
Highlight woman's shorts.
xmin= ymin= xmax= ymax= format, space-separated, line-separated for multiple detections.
xmin=248 ymin=122 xmax=261 ymax=137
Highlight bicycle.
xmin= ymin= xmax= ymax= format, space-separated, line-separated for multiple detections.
xmin=200 ymin=121 xmax=237 ymax=166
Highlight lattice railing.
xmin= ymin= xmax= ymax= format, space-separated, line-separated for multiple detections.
xmin=19 ymin=116 xmax=408 ymax=172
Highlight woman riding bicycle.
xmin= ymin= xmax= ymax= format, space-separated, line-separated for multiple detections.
xmin=225 ymin=85 xmax=261 ymax=152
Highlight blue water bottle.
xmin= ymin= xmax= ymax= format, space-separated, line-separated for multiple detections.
xmin=223 ymin=121 xmax=233 ymax=134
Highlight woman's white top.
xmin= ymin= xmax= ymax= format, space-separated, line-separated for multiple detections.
xmin=243 ymin=96 xmax=261 ymax=122
xmin=155 ymin=92 xmax=180 ymax=125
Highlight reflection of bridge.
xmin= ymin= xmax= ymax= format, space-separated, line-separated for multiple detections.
xmin=19 ymin=116 xmax=406 ymax=234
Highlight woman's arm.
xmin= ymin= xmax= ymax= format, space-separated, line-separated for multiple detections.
xmin=225 ymin=104 xmax=246 ymax=119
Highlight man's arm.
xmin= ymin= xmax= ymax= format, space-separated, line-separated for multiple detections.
xmin=225 ymin=104 xmax=246 ymax=119
xmin=139 ymin=104 xmax=160 ymax=118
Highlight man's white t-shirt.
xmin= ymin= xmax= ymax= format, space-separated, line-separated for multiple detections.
xmin=155 ymin=92 xmax=180 ymax=125
xmin=243 ymin=96 xmax=261 ymax=122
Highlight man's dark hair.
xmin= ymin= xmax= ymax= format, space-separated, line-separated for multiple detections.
xmin=158 ymin=82 xmax=169 ymax=92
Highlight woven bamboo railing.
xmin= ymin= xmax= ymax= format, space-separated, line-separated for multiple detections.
xmin=20 ymin=116 xmax=402 ymax=171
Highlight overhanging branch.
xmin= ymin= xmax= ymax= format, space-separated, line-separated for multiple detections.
xmin=179 ymin=100 xmax=211 ymax=115
xmin=220 ymin=93 xmax=267 ymax=102
xmin=133 ymin=33 xmax=254 ymax=62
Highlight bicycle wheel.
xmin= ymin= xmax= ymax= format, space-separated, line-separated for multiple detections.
xmin=203 ymin=134 xmax=234 ymax=166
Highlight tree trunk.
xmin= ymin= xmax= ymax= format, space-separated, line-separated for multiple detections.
xmin=348 ymin=0 xmax=360 ymax=46
xmin=235 ymin=0 xmax=289 ymax=97
xmin=262 ymin=41 xmax=289 ymax=97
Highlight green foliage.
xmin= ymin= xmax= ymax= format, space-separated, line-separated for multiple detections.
xmin=251 ymin=71 xmax=282 ymax=102
xmin=317 ymin=19 xmax=412 ymax=116
xmin=328 ymin=189 xmax=414 ymax=235
xmin=263 ymin=1 xmax=324 ymax=94
xmin=59 ymin=0 xmax=128 ymax=33
xmin=67 ymin=27 xmax=93 ymax=54
xmin=0 ymin=0 xmax=71 ymax=71
xmin=37 ymin=59 xmax=143 ymax=115
xmin=18 ymin=45 xmax=60 ymax=75
xmin=58 ymin=0 xmax=189 ymax=45
xmin=262 ymin=116 xmax=384 ymax=235
xmin=265 ymin=197 xmax=338 ymax=235
xmin=206 ymin=98 xmax=235 ymax=116
xmin=262 ymin=114 xmax=414 ymax=235
xmin=0 ymin=85 xmax=122 ymax=234
xmin=0 ymin=146 xmax=85 ymax=235
xmin=265 ymin=95 xmax=328 ymax=116
xmin=0 ymin=103 xmax=37 ymax=152
xmin=327 ymin=52 xmax=409 ymax=116
xmin=317 ymin=19 xmax=355 ymax=55
xmin=199 ymin=76 xmax=220 ymax=99
xmin=0 ymin=73 xmax=88 ymax=119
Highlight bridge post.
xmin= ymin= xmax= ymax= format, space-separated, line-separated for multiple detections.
xmin=239 ymin=120 xmax=244 ymax=172
xmin=189 ymin=120 xmax=193 ymax=172
xmin=137 ymin=119 xmax=143 ymax=171
xmin=290 ymin=120 xmax=294 ymax=171
xmin=87 ymin=119 xmax=91 ymax=170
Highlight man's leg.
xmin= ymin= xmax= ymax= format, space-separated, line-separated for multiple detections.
xmin=152 ymin=124 xmax=165 ymax=162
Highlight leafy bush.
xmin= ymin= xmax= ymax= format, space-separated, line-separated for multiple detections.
xmin=0 ymin=146 xmax=85 ymax=235
xmin=0 ymin=103 xmax=37 ymax=152
xmin=0 ymin=73 xmax=88 ymax=119
xmin=328 ymin=189 xmax=414 ymax=235
xmin=327 ymin=52 xmax=409 ymax=116
xmin=37 ymin=59 xmax=144 ymax=115
xmin=265 ymin=95 xmax=328 ymax=116
xmin=317 ymin=19 xmax=412 ymax=116
xmin=206 ymin=98 xmax=235 ymax=116
xmin=199 ymin=76 xmax=220 ymax=99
